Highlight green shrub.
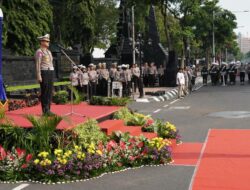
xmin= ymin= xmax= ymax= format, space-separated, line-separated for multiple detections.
xmin=67 ymin=85 xmax=84 ymax=104
xmin=0 ymin=123 xmax=27 ymax=150
xmin=25 ymin=115 xmax=63 ymax=153
xmin=73 ymin=119 xmax=107 ymax=147
xmin=113 ymin=107 xmax=133 ymax=121
xmin=53 ymin=90 xmax=68 ymax=104
xmin=90 ymin=96 xmax=130 ymax=106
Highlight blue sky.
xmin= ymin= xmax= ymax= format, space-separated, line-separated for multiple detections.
xmin=219 ymin=0 xmax=250 ymax=37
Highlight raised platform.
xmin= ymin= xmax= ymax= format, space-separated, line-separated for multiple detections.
xmin=5 ymin=103 xmax=120 ymax=129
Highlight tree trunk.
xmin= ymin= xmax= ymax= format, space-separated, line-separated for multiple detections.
xmin=160 ymin=3 xmax=172 ymax=50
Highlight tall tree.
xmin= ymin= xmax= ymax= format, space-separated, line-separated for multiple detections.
xmin=1 ymin=0 xmax=53 ymax=56
xmin=61 ymin=0 xmax=96 ymax=54
xmin=93 ymin=0 xmax=118 ymax=49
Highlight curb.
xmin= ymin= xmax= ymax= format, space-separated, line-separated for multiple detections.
xmin=136 ymin=82 xmax=204 ymax=103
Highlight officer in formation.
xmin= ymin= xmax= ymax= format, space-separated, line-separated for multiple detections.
xmin=142 ymin=62 xmax=166 ymax=87
xmin=220 ymin=63 xmax=228 ymax=85
xmin=201 ymin=66 xmax=208 ymax=85
xmin=158 ymin=64 xmax=165 ymax=86
xmin=228 ymin=62 xmax=237 ymax=85
xmin=148 ymin=62 xmax=158 ymax=87
xmin=131 ymin=63 xmax=140 ymax=93
xmin=98 ymin=63 xmax=109 ymax=96
xmin=35 ymin=34 xmax=54 ymax=116
xmin=209 ymin=64 xmax=219 ymax=86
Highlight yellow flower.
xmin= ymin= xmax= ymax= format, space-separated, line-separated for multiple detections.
xmin=34 ymin=159 xmax=40 ymax=165
xmin=45 ymin=159 xmax=52 ymax=165
xmin=54 ymin=149 xmax=63 ymax=156
xmin=38 ymin=151 xmax=49 ymax=158
xmin=66 ymin=150 xmax=72 ymax=156
xmin=87 ymin=148 xmax=95 ymax=154
xmin=96 ymin=150 xmax=102 ymax=155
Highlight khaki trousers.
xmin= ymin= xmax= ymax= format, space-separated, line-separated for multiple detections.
xmin=178 ymin=84 xmax=184 ymax=98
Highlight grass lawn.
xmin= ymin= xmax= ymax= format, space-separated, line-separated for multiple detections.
xmin=6 ymin=81 xmax=70 ymax=92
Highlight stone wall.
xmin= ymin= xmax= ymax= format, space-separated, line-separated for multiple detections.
xmin=2 ymin=55 xmax=37 ymax=85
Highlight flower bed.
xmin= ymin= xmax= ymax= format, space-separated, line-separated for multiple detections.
xmin=113 ymin=108 xmax=181 ymax=143
xmin=8 ymin=95 xmax=39 ymax=111
xmin=89 ymin=96 xmax=130 ymax=106
xmin=0 ymin=112 xmax=179 ymax=183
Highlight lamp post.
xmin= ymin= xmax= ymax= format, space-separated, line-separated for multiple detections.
xmin=136 ymin=32 xmax=143 ymax=78
xmin=212 ymin=11 xmax=215 ymax=63
xmin=0 ymin=8 xmax=7 ymax=103
xmin=136 ymin=32 xmax=144 ymax=98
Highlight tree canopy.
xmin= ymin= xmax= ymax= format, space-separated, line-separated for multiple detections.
xmin=1 ymin=0 xmax=241 ymax=62
xmin=1 ymin=0 xmax=53 ymax=55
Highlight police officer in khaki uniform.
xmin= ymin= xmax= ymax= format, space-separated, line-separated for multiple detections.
xmin=88 ymin=63 xmax=98 ymax=98
xmin=148 ymin=62 xmax=157 ymax=87
xmin=99 ymin=63 xmax=110 ymax=96
xmin=120 ymin=65 xmax=129 ymax=97
xmin=131 ymin=63 xmax=140 ymax=93
xmin=35 ymin=34 xmax=54 ymax=116
xmin=158 ymin=64 xmax=165 ymax=86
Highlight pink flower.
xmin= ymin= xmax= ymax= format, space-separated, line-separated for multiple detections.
xmin=106 ymin=140 xmax=118 ymax=151
xmin=0 ymin=145 xmax=6 ymax=160
xmin=119 ymin=141 xmax=126 ymax=150
xmin=129 ymin=156 xmax=135 ymax=161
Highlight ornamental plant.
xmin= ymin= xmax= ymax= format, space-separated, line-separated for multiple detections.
xmin=0 ymin=146 xmax=33 ymax=181
xmin=101 ymin=135 xmax=147 ymax=169
xmin=53 ymin=90 xmax=69 ymax=105
xmin=157 ymin=121 xmax=181 ymax=143
xmin=31 ymin=145 xmax=104 ymax=182
xmin=146 ymin=137 xmax=172 ymax=164
xmin=89 ymin=96 xmax=130 ymax=106
xmin=73 ymin=119 xmax=107 ymax=147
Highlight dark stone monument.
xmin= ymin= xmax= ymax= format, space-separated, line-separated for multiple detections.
xmin=165 ymin=51 xmax=178 ymax=87
xmin=105 ymin=0 xmax=133 ymax=65
xmin=144 ymin=5 xmax=168 ymax=69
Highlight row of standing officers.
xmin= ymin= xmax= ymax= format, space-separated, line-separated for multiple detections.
xmin=201 ymin=62 xmax=250 ymax=86
xmin=70 ymin=62 xmax=166 ymax=99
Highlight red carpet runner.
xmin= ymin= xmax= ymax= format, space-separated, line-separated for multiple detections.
xmin=5 ymin=103 xmax=120 ymax=129
xmin=191 ymin=129 xmax=250 ymax=190
xmin=171 ymin=143 xmax=203 ymax=166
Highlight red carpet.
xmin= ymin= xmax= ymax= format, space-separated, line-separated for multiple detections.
xmin=192 ymin=129 xmax=250 ymax=190
xmin=171 ymin=143 xmax=203 ymax=166
xmin=5 ymin=103 xmax=120 ymax=129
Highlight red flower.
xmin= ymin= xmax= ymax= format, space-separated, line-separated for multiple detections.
xmin=0 ymin=145 xmax=6 ymax=160
xmin=129 ymin=156 xmax=135 ymax=161
xmin=128 ymin=138 xmax=136 ymax=144
xmin=16 ymin=148 xmax=25 ymax=158
xmin=146 ymin=119 xmax=154 ymax=126
xmin=128 ymin=144 xmax=134 ymax=150
xmin=21 ymin=164 xmax=28 ymax=169
xmin=106 ymin=140 xmax=117 ymax=151
xmin=137 ymin=142 xmax=144 ymax=148
xmin=119 ymin=141 xmax=126 ymax=150
xmin=141 ymin=149 xmax=148 ymax=155
xmin=26 ymin=154 xmax=33 ymax=163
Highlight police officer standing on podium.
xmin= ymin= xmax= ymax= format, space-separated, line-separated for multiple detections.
xmin=35 ymin=34 xmax=54 ymax=116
